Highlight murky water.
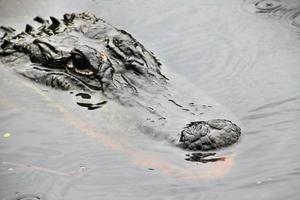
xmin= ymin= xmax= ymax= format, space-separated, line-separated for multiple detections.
xmin=0 ymin=0 xmax=300 ymax=199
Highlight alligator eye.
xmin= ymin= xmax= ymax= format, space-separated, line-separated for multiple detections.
xmin=72 ymin=53 xmax=89 ymax=70
xmin=70 ymin=51 xmax=94 ymax=76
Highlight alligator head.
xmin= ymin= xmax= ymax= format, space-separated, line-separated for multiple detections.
xmin=0 ymin=13 xmax=167 ymax=93
xmin=0 ymin=12 xmax=241 ymax=152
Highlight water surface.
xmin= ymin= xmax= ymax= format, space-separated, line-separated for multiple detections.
xmin=0 ymin=0 xmax=300 ymax=199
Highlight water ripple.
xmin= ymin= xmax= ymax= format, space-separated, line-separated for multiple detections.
xmin=239 ymin=0 xmax=300 ymax=32
xmin=249 ymin=95 xmax=300 ymax=112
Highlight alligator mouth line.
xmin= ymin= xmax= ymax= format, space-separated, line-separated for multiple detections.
xmin=29 ymin=66 xmax=102 ymax=90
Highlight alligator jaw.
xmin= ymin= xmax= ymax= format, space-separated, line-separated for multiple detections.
xmin=19 ymin=66 xmax=102 ymax=91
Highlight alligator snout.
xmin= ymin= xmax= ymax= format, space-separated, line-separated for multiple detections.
xmin=179 ymin=119 xmax=241 ymax=151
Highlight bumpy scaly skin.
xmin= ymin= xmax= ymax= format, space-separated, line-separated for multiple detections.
xmin=180 ymin=119 xmax=241 ymax=150
xmin=0 ymin=13 xmax=241 ymax=151
xmin=0 ymin=13 xmax=167 ymax=93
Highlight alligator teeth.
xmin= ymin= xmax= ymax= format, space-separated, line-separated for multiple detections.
xmin=85 ymin=71 xmax=94 ymax=75
xmin=67 ymin=63 xmax=93 ymax=75
xmin=74 ymin=68 xmax=94 ymax=75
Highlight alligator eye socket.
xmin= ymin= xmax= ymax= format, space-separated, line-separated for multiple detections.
xmin=69 ymin=51 xmax=95 ymax=76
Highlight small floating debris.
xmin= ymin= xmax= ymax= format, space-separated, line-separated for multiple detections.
xmin=75 ymin=166 xmax=88 ymax=176
xmin=79 ymin=166 xmax=87 ymax=172
xmin=3 ymin=132 xmax=11 ymax=138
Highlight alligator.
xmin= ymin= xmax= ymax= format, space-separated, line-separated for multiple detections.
xmin=0 ymin=12 xmax=241 ymax=152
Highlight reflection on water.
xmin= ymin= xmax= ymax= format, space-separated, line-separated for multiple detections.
xmin=0 ymin=0 xmax=300 ymax=199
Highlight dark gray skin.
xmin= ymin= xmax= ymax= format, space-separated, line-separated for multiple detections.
xmin=180 ymin=119 xmax=241 ymax=151
xmin=0 ymin=12 xmax=241 ymax=152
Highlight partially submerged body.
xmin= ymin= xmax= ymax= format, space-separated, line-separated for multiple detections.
xmin=0 ymin=12 xmax=241 ymax=151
